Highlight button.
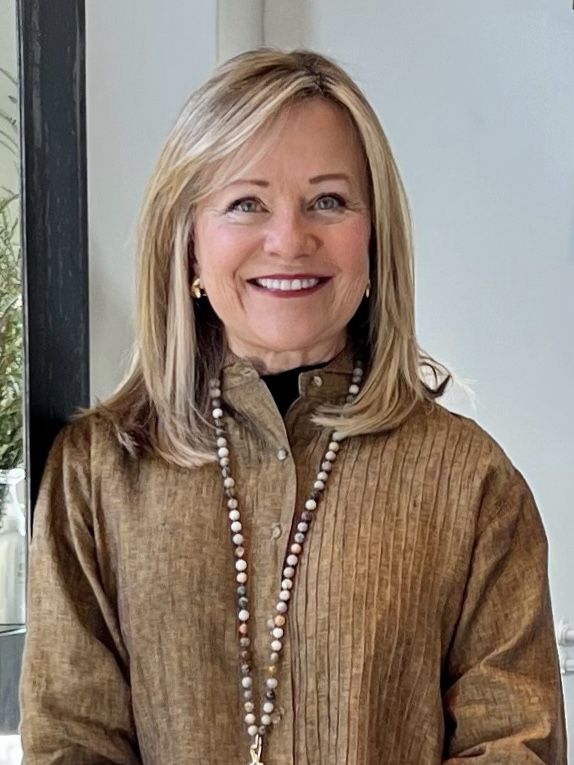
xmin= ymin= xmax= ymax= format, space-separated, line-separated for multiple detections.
xmin=276 ymin=448 xmax=288 ymax=461
xmin=312 ymin=375 xmax=323 ymax=387
xmin=271 ymin=523 xmax=282 ymax=539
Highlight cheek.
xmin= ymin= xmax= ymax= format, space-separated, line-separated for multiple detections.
xmin=327 ymin=219 xmax=371 ymax=275
xmin=196 ymin=223 xmax=258 ymax=280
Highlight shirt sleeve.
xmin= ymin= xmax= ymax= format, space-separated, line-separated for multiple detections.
xmin=442 ymin=459 xmax=567 ymax=763
xmin=19 ymin=422 xmax=142 ymax=764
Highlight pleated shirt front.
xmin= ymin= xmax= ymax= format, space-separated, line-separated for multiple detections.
xmin=19 ymin=346 xmax=567 ymax=764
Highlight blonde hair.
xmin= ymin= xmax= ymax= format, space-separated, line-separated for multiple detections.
xmin=80 ymin=48 xmax=451 ymax=467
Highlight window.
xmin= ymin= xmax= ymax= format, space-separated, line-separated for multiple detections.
xmin=0 ymin=3 xmax=25 ymax=760
xmin=0 ymin=1 xmax=89 ymax=755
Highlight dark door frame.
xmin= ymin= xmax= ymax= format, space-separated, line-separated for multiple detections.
xmin=0 ymin=0 xmax=89 ymax=734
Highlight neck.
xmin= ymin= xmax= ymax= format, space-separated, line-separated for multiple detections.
xmin=225 ymin=334 xmax=348 ymax=375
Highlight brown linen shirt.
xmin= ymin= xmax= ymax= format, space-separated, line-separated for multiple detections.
xmin=19 ymin=345 xmax=567 ymax=764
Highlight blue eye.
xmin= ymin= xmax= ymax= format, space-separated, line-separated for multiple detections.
xmin=314 ymin=194 xmax=347 ymax=211
xmin=225 ymin=194 xmax=347 ymax=214
xmin=226 ymin=197 xmax=264 ymax=213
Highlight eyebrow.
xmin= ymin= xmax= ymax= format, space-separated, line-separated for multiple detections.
xmin=224 ymin=173 xmax=352 ymax=188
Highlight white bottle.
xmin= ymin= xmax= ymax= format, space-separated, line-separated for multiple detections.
xmin=0 ymin=469 xmax=26 ymax=628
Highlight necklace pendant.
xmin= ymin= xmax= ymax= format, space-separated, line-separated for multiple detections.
xmin=248 ymin=733 xmax=264 ymax=764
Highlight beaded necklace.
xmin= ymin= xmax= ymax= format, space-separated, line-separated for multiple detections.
xmin=208 ymin=359 xmax=364 ymax=764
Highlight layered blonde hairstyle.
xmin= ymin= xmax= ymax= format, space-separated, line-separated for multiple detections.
xmin=83 ymin=48 xmax=451 ymax=467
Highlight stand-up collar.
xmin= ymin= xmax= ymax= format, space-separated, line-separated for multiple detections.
xmin=221 ymin=341 xmax=358 ymax=399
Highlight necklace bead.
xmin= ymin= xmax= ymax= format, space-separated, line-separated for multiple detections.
xmin=209 ymin=358 xmax=364 ymax=762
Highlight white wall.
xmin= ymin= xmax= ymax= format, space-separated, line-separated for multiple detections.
xmin=86 ymin=1 xmax=217 ymax=401
xmin=266 ymin=0 xmax=574 ymax=752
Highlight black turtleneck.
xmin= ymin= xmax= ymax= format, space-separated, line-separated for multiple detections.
xmin=261 ymin=361 xmax=330 ymax=417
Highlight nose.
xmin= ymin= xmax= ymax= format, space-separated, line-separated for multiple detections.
xmin=263 ymin=207 xmax=318 ymax=259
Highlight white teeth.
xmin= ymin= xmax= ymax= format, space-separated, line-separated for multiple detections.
xmin=254 ymin=277 xmax=321 ymax=291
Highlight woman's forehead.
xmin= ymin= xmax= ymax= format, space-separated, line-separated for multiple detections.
xmin=206 ymin=99 xmax=368 ymax=193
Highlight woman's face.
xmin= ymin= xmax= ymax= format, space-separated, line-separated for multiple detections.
xmin=193 ymin=97 xmax=371 ymax=372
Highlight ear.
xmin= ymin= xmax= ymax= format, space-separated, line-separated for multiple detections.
xmin=187 ymin=235 xmax=200 ymax=278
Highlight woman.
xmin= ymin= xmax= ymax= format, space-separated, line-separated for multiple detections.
xmin=20 ymin=49 xmax=566 ymax=764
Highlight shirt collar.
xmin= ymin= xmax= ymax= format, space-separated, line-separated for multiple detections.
xmin=221 ymin=340 xmax=357 ymax=399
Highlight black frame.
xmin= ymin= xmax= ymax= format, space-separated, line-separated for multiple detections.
xmin=0 ymin=0 xmax=89 ymax=734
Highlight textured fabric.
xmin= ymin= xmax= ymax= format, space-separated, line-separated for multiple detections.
xmin=19 ymin=344 xmax=567 ymax=764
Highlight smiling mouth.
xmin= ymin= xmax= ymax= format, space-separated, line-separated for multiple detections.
xmin=248 ymin=277 xmax=330 ymax=293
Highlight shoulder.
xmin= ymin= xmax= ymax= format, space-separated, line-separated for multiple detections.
xmin=46 ymin=411 xmax=136 ymax=477
xmin=406 ymin=398 xmax=517 ymax=469
xmin=37 ymin=413 xmax=162 ymax=520
xmin=410 ymin=400 xmax=537 ymax=531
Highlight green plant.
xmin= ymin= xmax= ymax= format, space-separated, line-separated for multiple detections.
xmin=0 ymin=65 xmax=23 ymax=478
xmin=0 ymin=66 xmax=18 ymax=193
xmin=0 ymin=194 xmax=23 ymax=472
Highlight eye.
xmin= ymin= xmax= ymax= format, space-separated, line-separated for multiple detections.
xmin=226 ymin=197 xmax=265 ymax=214
xmin=313 ymin=194 xmax=347 ymax=211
